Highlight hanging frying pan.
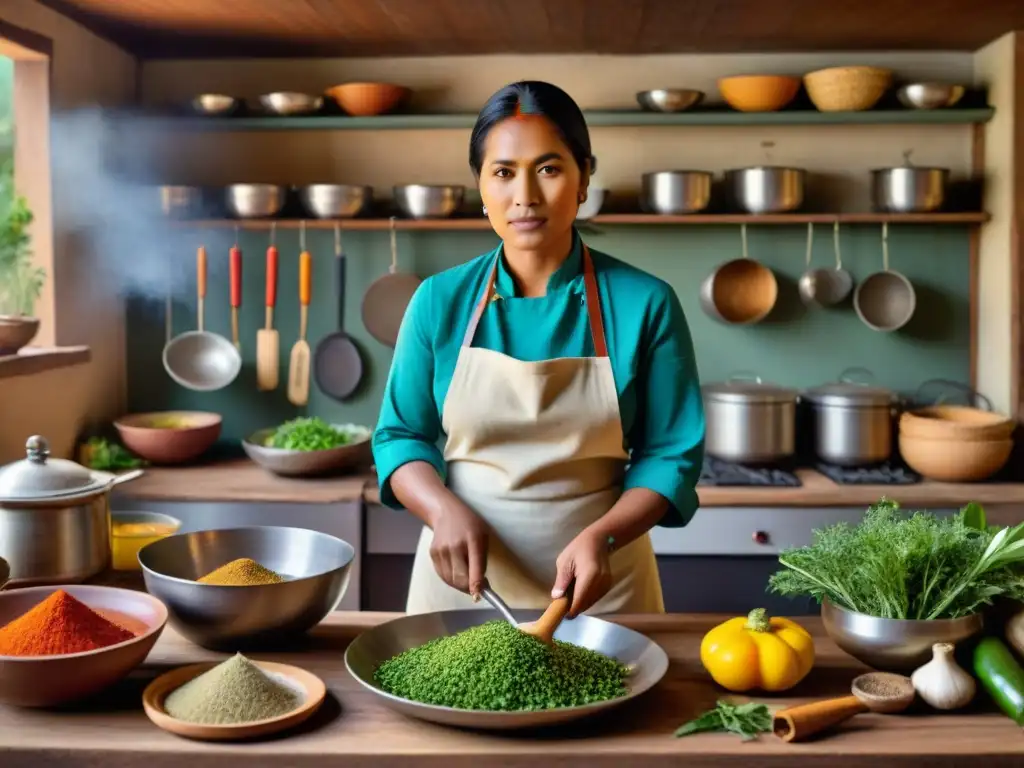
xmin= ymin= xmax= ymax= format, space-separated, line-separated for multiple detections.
xmin=361 ymin=217 xmax=422 ymax=348
xmin=313 ymin=223 xmax=365 ymax=401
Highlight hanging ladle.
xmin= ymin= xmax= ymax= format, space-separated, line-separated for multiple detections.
xmin=798 ymin=221 xmax=853 ymax=307
xmin=163 ymin=244 xmax=242 ymax=391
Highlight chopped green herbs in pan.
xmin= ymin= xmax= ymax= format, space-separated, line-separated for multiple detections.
xmin=769 ymin=499 xmax=1024 ymax=620
xmin=373 ymin=620 xmax=629 ymax=711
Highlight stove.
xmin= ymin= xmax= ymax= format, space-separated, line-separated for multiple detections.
xmin=815 ymin=460 xmax=921 ymax=485
xmin=699 ymin=457 xmax=802 ymax=487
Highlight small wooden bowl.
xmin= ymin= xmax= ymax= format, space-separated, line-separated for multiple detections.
xmin=325 ymin=82 xmax=410 ymax=116
xmin=899 ymin=406 xmax=1015 ymax=442
xmin=718 ymin=75 xmax=801 ymax=112
xmin=142 ymin=660 xmax=326 ymax=741
xmin=899 ymin=433 xmax=1013 ymax=482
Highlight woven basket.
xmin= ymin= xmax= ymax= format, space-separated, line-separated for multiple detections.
xmin=803 ymin=66 xmax=892 ymax=112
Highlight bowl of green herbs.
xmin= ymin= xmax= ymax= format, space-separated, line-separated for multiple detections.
xmin=768 ymin=499 xmax=1024 ymax=672
xmin=241 ymin=418 xmax=372 ymax=477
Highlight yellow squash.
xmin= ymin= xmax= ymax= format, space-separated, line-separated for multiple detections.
xmin=700 ymin=608 xmax=815 ymax=692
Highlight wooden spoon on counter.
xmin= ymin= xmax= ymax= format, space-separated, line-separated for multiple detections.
xmin=256 ymin=226 xmax=279 ymax=391
xmin=773 ymin=671 xmax=915 ymax=743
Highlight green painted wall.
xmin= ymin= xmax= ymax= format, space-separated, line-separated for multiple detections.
xmin=125 ymin=224 xmax=970 ymax=441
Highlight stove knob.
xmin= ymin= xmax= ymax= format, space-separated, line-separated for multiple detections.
xmin=752 ymin=530 xmax=770 ymax=545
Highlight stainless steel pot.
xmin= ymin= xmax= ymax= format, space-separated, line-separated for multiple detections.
xmin=640 ymin=171 xmax=712 ymax=214
xmin=0 ymin=436 xmax=143 ymax=587
xmin=870 ymin=151 xmax=949 ymax=213
xmin=702 ymin=377 xmax=799 ymax=464
xmin=724 ymin=166 xmax=805 ymax=214
xmin=802 ymin=377 xmax=898 ymax=466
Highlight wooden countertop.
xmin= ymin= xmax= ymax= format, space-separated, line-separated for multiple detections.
xmin=115 ymin=460 xmax=1024 ymax=509
xmin=114 ymin=459 xmax=374 ymax=504
xmin=1 ymin=611 xmax=1020 ymax=767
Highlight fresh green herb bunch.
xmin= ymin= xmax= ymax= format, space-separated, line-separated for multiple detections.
xmin=674 ymin=700 xmax=773 ymax=741
xmin=265 ymin=417 xmax=353 ymax=451
xmin=0 ymin=161 xmax=45 ymax=317
xmin=769 ymin=499 xmax=1024 ymax=620
xmin=373 ymin=620 xmax=629 ymax=711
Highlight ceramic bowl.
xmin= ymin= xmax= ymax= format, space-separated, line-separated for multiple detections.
xmin=114 ymin=411 xmax=222 ymax=465
xmin=0 ymin=585 xmax=168 ymax=707
xmin=241 ymin=424 xmax=372 ymax=477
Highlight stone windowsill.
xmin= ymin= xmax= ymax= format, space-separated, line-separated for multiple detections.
xmin=0 ymin=345 xmax=91 ymax=379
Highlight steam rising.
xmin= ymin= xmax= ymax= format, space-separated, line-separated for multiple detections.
xmin=49 ymin=108 xmax=232 ymax=302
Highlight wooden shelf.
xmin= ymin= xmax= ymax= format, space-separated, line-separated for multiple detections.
xmin=123 ymin=107 xmax=996 ymax=132
xmin=172 ymin=212 xmax=991 ymax=230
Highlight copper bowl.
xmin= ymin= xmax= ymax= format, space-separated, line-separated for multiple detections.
xmin=113 ymin=411 xmax=221 ymax=465
xmin=325 ymin=82 xmax=410 ymax=117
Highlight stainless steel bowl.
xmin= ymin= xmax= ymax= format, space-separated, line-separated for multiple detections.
xmin=821 ymin=598 xmax=983 ymax=672
xmin=297 ymin=184 xmax=373 ymax=219
xmin=641 ymin=171 xmax=712 ymax=214
xmin=871 ymin=166 xmax=949 ymax=213
xmin=225 ymin=184 xmax=287 ymax=219
xmin=636 ymin=89 xmax=704 ymax=112
xmin=345 ymin=609 xmax=669 ymax=730
xmin=725 ymin=166 xmax=806 ymax=214
xmin=138 ymin=526 xmax=354 ymax=650
xmin=896 ymin=83 xmax=966 ymax=110
xmin=259 ymin=92 xmax=324 ymax=116
xmin=158 ymin=186 xmax=204 ymax=219
xmin=191 ymin=94 xmax=240 ymax=116
xmin=393 ymin=184 xmax=465 ymax=219
xmin=242 ymin=425 xmax=373 ymax=477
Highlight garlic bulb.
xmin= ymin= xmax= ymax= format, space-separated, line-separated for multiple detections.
xmin=1006 ymin=609 xmax=1024 ymax=657
xmin=911 ymin=642 xmax=976 ymax=710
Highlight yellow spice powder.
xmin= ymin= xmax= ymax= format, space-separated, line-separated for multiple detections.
xmin=197 ymin=557 xmax=284 ymax=586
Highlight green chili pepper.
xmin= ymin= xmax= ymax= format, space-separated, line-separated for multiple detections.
xmin=973 ymin=636 xmax=1024 ymax=725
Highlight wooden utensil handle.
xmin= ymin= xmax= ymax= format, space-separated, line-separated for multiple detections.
xmin=230 ymin=246 xmax=242 ymax=309
xmin=266 ymin=245 xmax=278 ymax=308
xmin=773 ymin=695 xmax=868 ymax=743
xmin=197 ymin=246 xmax=207 ymax=299
xmin=533 ymin=581 xmax=575 ymax=638
xmin=299 ymin=250 xmax=311 ymax=306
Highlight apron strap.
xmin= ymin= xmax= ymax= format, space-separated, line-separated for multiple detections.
xmin=462 ymin=244 xmax=608 ymax=358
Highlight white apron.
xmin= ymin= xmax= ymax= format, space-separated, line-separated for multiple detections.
xmin=406 ymin=245 xmax=664 ymax=615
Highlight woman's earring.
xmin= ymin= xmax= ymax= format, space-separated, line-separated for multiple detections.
xmin=482 ymin=205 xmax=488 ymax=215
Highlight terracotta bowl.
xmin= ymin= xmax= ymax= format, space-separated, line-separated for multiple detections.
xmin=899 ymin=406 xmax=1015 ymax=442
xmin=325 ymin=82 xmax=411 ymax=116
xmin=717 ymin=75 xmax=801 ymax=112
xmin=899 ymin=433 xmax=1013 ymax=482
xmin=0 ymin=585 xmax=168 ymax=707
xmin=114 ymin=411 xmax=222 ymax=465
xmin=0 ymin=315 xmax=40 ymax=356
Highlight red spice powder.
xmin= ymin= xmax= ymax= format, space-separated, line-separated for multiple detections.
xmin=0 ymin=589 xmax=135 ymax=656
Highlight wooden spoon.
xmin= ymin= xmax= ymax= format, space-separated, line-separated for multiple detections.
xmin=256 ymin=226 xmax=279 ymax=391
xmin=773 ymin=671 xmax=915 ymax=743
xmin=229 ymin=238 xmax=242 ymax=351
xmin=287 ymin=223 xmax=312 ymax=406
xmin=518 ymin=582 xmax=575 ymax=645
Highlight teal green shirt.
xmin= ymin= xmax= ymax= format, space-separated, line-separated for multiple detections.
xmin=372 ymin=230 xmax=706 ymax=527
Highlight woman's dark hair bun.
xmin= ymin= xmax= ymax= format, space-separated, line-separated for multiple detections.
xmin=469 ymin=80 xmax=596 ymax=176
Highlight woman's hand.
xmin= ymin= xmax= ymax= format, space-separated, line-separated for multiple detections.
xmin=551 ymin=529 xmax=612 ymax=618
xmin=429 ymin=500 xmax=489 ymax=598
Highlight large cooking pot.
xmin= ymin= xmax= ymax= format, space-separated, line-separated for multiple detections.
xmin=640 ymin=170 xmax=712 ymax=214
xmin=702 ymin=376 xmax=799 ymax=464
xmin=801 ymin=372 xmax=898 ymax=466
xmin=0 ymin=435 xmax=143 ymax=587
xmin=724 ymin=166 xmax=806 ymax=214
xmin=870 ymin=151 xmax=949 ymax=213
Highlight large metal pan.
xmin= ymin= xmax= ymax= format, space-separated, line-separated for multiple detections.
xmin=344 ymin=609 xmax=669 ymax=730
xmin=313 ymin=224 xmax=364 ymax=401
xmin=361 ymin=217 xmax=422 ymax=348
xmin=699 ymin=223 xmax=778 ymax=324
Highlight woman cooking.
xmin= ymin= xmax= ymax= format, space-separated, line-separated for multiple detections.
xmin=372 ymin=80 xmax=705 ymax=618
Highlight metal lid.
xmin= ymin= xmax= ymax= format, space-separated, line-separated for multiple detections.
xmin=702 ymin=376 xmax=798 ymax=404
xmin=803 ymin=381 xmax=896 ymax=407
xmin=0 ymin=436 xmax=106 ymax=501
